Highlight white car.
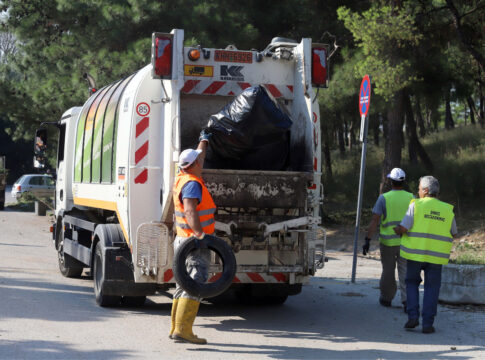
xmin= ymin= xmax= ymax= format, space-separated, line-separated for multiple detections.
xmin=11 ymin=174 xmax=55 ymax=200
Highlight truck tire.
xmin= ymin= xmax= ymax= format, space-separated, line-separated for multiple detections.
xmin=57 ymin=226 xmax=84 ymax=278
xmin=236 ymin=284 xmax=301 ymax=305
xmin=173 ymin=235 xmax=236 ymax=299
xmin=35 ymin=201 xmax=46 ymax=216
xmin=93 ymin=242 xmax=122 ymax=307
xmin=0 ymin=201 xmax=4 ymax=211
xmin=121 ymin=296 xmax=147 ymax=307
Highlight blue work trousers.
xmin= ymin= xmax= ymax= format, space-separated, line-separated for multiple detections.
xmin=405 ymin=260 xmax=442 ymax=327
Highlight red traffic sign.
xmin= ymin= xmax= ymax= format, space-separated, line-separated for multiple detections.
xmin=359 ymin=75 xmax=371 ymax=117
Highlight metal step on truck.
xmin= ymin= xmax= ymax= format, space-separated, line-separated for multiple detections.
xmin=35 ymin=29 xmax=328 ymax=306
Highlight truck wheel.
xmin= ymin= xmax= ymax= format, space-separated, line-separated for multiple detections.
xmin=0 ymin=201 xmax=4 ymax=211
xmin=35 ymin=201 xmax=46 ymax=216
xmin=57 ymin=226 xmax=83 ymax=278
xmin=173 ymin=235 xmax=236 ymax=299
xmin=121 ymin=296 xmax=146 ymax=307
xmin=93 ymin=242 xmax=121 ymax=307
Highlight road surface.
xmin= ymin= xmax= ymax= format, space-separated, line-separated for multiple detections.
xmin=0 ymin=200 xmax=484 ymax=359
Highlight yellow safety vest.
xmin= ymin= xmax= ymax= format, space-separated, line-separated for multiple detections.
xmin=400 ymin=197 xmax=454 ymax=265
xmin=379 ymin=190 xmax=413 ymax=246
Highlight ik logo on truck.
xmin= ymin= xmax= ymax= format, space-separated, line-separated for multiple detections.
xmin=220 ymin=65 xmax=244 ymax=81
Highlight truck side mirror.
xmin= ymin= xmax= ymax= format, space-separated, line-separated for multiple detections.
xmin=34 ymin=129 xmax=47 ymax=169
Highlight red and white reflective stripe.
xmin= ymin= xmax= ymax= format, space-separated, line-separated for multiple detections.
xmin=161 ymin=270 xmax=288 ymax=283
xmin=181 ymin=80 xmax=294 ymax=99
xmin=134 ymin=115 xmax=149 ymax=184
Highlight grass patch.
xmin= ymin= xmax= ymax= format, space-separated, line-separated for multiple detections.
xmin=450 ymin=253 xmax=485 ymax=265
xmin=5 ymin=199 xmax=35 ymax=212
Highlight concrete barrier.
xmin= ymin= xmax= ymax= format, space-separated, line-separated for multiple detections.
xmin=439 ymin=264 xmax=485 ymax=305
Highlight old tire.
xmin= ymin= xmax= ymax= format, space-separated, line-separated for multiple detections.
xmin=35 ymin=201 xmax=46 ymax=216
xmin=173 ymin=235 xmax=236 ymax=299
xmin=93 ymin=242 xmax=121 ymax=307
xmin=57 ymin=226 xmax=84 ymax=278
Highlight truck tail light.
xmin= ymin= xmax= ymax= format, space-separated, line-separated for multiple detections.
xmin=312 ymin=47 xmax=328 ymax=87
xmin=16 ymin=185 xmax=21 ymax=191
xmin=151 ymin=33 xmax=173 ymax=79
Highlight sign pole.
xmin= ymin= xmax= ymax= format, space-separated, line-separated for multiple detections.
xmin=351 ymin=115 xmax=369 ymax=283
xmin=351 ymin=75 xmax=371 ymax=284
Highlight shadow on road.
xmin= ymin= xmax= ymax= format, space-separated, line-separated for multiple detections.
xmin=0 ymin=340 xmax=133 ymax=360
xmin=189 ymin=276 xmax=485 ymax=358
xmin=187 ymin=342 xmax=483 ymax=359
xmin=0 ymin=276 xmax=120 ymax=323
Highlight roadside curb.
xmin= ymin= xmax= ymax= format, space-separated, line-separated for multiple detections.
xmin=439 ymin=264 xmax=485 ymax=305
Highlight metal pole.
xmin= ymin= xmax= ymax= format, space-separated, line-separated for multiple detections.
xmin=351 ymin=114 xmax=369 ymax=283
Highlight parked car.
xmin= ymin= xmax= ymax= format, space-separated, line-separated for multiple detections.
xmin=11 ymin=174 xmax=55 ymax=200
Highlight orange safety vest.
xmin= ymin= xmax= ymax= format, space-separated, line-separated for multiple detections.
xmin=173 ymin=172 xmax=216 ymax=237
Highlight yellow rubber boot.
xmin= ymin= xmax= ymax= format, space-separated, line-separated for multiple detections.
xmin=173 ymin=298 xmax=207 ymax=344
xmin=168 ymin=298 xmax=179 ymax=339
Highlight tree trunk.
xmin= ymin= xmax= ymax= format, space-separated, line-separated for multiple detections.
xmin=480 ymin=75 xmax=485 ymax=127
xmin=370 ymin=113 xmax=380 ymax=146
xmin=344 ymin=120 xmax=349 ymax=147
xmin=322 ymin=124 xmax=333 ymax=180
xmin=403 ymin=90 xmax=434 ymax=171
xmin=445 ymin=89 xmax=455 ymax=129
xmin=415 ymin=98 xmax=426 ymax=137
xmin=380 ymin=90 xmax=405 ymax=193
xmin=348 ymin=120 xmax=355 ymax=151
xmin=466 ymin=96 xmax=476 ymax=125
xmin=337 ymin=113 xmax=345 ymax=155
xmin=445 ymin=0 xmax=485 ymax=71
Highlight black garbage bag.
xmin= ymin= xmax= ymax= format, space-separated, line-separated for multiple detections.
xmin=204 ymin=85 xmax=293 ymax=171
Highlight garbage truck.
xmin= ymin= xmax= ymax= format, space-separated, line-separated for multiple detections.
xmin=37 ymin=29 xmax=328 ymax=306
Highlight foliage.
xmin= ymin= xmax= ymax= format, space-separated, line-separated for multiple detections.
xmin=337 ymin=3 xmax=422 ymax=99
xmin=324 ymin=125 xmax=485 ymax=225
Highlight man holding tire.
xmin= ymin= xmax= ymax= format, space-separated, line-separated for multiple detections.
xmin=170 ymin=130 xmax=215 ymax=344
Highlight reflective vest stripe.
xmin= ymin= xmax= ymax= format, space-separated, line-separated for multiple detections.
xmin=174 ymin=208 xmax=216 ymax=218
xmin=379 ymin=190 xmax=413 ymax=246
xmin=406 ymin=232 xmax=452 ymax=243
xmin=380 ymin=234 xmax=401 ymax=240
xmin=176 ymin=218 xmax=215 ymax=229
xmin=381 ymin=221 xmax=401 ymax=228
xmin=400 ymin=245 xmax=450 ymax=260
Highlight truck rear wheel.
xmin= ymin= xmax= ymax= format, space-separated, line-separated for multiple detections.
xmin=93 ymin=242 xmax=122 ymax=307
xmin=121 ymin=296 xmax=147 ymax=307
xmin=57 ymin=225 xmax=84 ymax=278
xmin=0 ymin=201 xmax=4 ymax=211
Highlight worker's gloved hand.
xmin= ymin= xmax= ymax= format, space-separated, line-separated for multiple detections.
xmin=362 ymin=237 xmax=371 ymax=256
xmin=199 ymin=128 xmax=212 ymax=143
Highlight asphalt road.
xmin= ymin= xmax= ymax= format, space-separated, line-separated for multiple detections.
xmin=1 ymin=199 xmax=484 ymax=359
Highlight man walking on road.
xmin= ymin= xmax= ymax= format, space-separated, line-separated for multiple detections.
xmin=169 ymin=130 xmax=215 ymax=344
xmin=363 ymin=168 xmax=413 ymax=310
xmin=394 ymin=176 xmax=457 ymax=334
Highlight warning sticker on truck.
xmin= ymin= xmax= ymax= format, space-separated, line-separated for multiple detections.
xmin=215 ymin=50 xmax=252 ymax=63
xmin=184 ymin=65 xmax=214 ymax=77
